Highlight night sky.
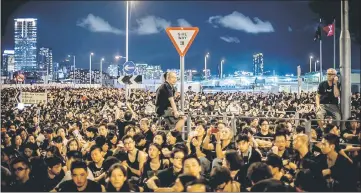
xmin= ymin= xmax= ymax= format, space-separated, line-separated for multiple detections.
xmin=2 ymin=1 xmax=360 ymax=75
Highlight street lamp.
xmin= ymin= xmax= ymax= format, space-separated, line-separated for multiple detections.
xmin=90 ymin=52 xmax=94 ymax=84
xmin=315 ymin=60 xmax=319 ymax=72
xmin=204 ymin=53 xmax=209 ymax=80
xmin=309 ymin=56 xmax=313 ymax=72
xmin=115 ymin=55 xmax=126 ymax=60
xmin=220 ymin=59 xmax=225 ymax=79
xmin=126 ymin=2 xmax=129 ymax=62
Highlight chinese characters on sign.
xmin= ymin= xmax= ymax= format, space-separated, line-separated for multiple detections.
xmin=21 ymin=92 xmax=47 ymax=104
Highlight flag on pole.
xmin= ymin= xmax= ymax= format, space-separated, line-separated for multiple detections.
xmin=323 ymin=23 xmax=335 ymax=36
xmin=314 ymin=23 xmax=322 ymax=41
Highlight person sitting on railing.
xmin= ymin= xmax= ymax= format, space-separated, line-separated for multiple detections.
xmin=155 ymin=72 xmax=184 ymax=130
xmin=315 ymin=68 xmax=341 ymax=128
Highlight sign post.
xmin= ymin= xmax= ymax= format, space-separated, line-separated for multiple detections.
xmin=166 ymin=27 xmax=199 ymax=112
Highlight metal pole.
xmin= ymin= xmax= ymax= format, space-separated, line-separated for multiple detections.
xmin=100 ymin=59 xmax=103 ymax=86
xmin=46 ymin=59 xmax=49 ymax=84
xmin=333 ymin=19 xmax=336 ymax=69
xmin=180 ymin=56 xmax=185 ymax=112
xmin=319 ymin=19 xmax=323 ymax=82
xmin=221 ymin=60 xmax=223 ymax=79
xmin=309 ymin=57 xmax=312 ymax=72
xmin=314 ymin=61 xmax=317 ymax=72
xmin=204 ymin=56 xmax=207 ymax=80
xmin=126 ymin=1 xmax=129 ymax=62
xmin=73 ymin=55 xmax=75 ymax=85
xmin=340 ymin=0 xmax=351 ymax=127
xmin=89 ymin=54 xmax=92 ymax=84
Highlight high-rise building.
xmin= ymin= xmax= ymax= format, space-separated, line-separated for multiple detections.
xmin=58 ymin=57 xmax=72 ymax=79
xmin=14 ymin=18 xmax=37 ymax=72
xmin=2 ymin=50 xmax=15 ymax=76
xmin=253 ymin=53 xmax=264 ymax=76
xmin=135 ymin=63 xmax=148 ymax=75
xmin=38 ymin=47 xmax=53 ymax=80
xmin=107 ymin=64 xmax=119 ymax=77
xmin=53 ymin=62 xmax=59 ymax=81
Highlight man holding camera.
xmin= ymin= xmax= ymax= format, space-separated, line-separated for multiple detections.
xmin=316 ymin=68 xmax=341 ymax=128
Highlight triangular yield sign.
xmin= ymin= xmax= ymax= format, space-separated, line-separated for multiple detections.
xmin=166 ymin=27 xmax=199 ymax=57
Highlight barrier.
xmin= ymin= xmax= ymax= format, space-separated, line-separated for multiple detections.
xmin=1 ymin=83 xmax=102 ymax=89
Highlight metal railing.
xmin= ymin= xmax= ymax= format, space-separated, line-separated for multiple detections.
xmin=179 ymin=114 xmax=361 ymax=151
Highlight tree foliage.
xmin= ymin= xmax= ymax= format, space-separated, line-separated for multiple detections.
xmin=308 ymin=0 xmax=360 ymax=45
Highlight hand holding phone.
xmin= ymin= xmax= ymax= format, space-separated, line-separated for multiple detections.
xmin=333 ymin=76 xmax=339 ymax=84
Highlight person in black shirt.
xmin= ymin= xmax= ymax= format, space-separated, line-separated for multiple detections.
xmin=288 ymin=134 xmax=315 ymax=170
xmin=8 ymin=156 xmax=40 ymax=192
xmin=234 ymin=134 xmax=262 ymax=189
xmin=116 ymin=110 xmax=136 ymax=139
xmin=247 ymin=162 xmax=273 ymax=189
xmin=55 ymin=160 xmax=104 ymax=192
xmin=155 ymin=72 xmax=181 ymax=130
xmin=39 ymin=156 xmax=65 ymax=192
xmin=268 ymin=129 xmax=293 ymax=160
xmin=133 ymin=133 xmax=150 ymax=152
xmin=139 ymin=118 xmax=154 ymax=142
xmin=316 ymin=68 xmax=341 ymax=128
xmin=319 ymin=133 xmax=358 ymax=191
xmin=88 ymin=145 xmax=105 ymax=183
xmin=145 ymin=148 xmax=185 ymax=191
xmin=342 ymin=117 xmax=361 ymax=144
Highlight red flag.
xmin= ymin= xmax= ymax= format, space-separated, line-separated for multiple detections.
xmin=323 ymin=23 xmax=334 ymax=37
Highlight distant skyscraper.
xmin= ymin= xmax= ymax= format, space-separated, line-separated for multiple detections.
xmin=2 ymin=50 xmax=15 ymax=76
xmin=107 ymin=64 xmax=119 ymax=77
xmin=53 ymin=62 xmax=59 ymax=80
xmin=253 ymin=53 xmax=264 ymax=76
xmin=135 ymin=63 xmax=148 ymax=75
xmin=38 ymin=47 xmax=53 ymax=79
xmin=14 ymin=18 xmax=37 ymax=72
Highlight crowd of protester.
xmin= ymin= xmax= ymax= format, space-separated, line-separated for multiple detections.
xmin=1 ymin=87 xmax=360 ymax=192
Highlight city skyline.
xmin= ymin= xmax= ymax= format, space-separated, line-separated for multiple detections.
xmin=2 ymin=1 xmax=360 ymax=75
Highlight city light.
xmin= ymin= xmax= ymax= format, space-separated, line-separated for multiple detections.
xmin=115 ymin=55 xmax=125 ymax=60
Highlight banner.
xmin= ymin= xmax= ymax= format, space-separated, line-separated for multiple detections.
xmin=21 ymin=92 xmax=47 ymax=104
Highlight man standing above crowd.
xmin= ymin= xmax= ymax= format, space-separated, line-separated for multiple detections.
xmin=155 ymin=72 xmax=184 ymax=130
xmin=316 ymin=68 xmax=341 ymax=128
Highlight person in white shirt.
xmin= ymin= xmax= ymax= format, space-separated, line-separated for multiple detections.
xmin=55 ymin=151 xmax=94 ymax=188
